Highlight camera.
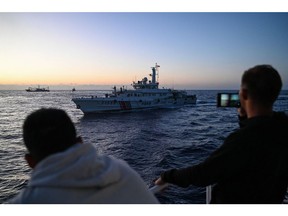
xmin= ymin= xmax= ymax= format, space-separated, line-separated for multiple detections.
xmin=217 ymin=93 xmax=240 ymax=108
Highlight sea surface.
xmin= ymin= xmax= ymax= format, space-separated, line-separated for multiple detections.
xmin=0 ymin=89 xmax=287 ymax=204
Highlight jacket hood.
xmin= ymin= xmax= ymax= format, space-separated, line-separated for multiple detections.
xmin=28 ymin=143 xmax=122 ymax=189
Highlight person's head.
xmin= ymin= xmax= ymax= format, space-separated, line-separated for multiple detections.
xmin=23 ymin=108 xmax=78 ymax=167
xmin=240 ymin=65 xmax=282 ymax=109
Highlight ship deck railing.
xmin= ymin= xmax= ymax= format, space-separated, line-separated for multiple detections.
xmin=149 ymin=184 xmax=288 ymax=204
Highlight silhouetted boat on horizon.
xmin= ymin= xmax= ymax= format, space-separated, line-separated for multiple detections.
xmin=26 ymin=85 xmax=50 ymax=92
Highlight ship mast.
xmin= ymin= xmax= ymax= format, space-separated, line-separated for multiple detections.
xmin=132 ymin=63 xmax=160 ymax=89
xmin=151 ymin=63 xmax=160 ymax=84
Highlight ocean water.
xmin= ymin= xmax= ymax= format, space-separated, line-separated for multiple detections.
xmin=0 ymin=89 xmax=287 ymax=204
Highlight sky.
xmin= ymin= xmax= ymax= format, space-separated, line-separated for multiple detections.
xmin=0 ymin=11 xmax=288 ymax=90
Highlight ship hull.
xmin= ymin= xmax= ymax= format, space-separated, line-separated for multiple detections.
xmin=72 ymin=97 xmax=196 ymax=114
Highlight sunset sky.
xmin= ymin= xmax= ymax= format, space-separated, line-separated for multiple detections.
xmin=0 ymin=4 xmax=288 ymax=90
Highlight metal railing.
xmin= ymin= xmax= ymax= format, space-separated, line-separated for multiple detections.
xmin=150 ymin=184 xmax=288 ymax=204
xmin=149 ymin=183 xmax=169 ymax=194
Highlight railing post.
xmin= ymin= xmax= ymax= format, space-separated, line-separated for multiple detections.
xmin=206 ymin=185 xmax=212 ymax=204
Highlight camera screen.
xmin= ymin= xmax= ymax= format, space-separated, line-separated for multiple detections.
xmin=217 ymin=93 xmax=240 ymax=108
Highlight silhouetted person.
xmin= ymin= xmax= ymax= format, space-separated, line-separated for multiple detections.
xmin=155 ymin=65 xmax=288 ymax=204
xmin=8 ymin=108 xmax=159 ymax=204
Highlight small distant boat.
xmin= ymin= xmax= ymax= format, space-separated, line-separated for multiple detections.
xmin=72 ymin=88 xmax=76 ymax=92
xmin=72 ymin=63 xmax=197 ymax=114
xmin=26 ymin=85 xmax=50 ymax=92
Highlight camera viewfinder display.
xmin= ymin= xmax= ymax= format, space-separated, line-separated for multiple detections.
xmin=217 ymin=93 xmax=240 ymax=108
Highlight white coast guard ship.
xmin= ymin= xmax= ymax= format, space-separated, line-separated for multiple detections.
xmin=72 ymin=64 xmax=197 ymax=114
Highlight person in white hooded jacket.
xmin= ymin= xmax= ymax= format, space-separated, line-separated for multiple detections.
xmin=8 ymin=108 xmax=159 ymax=204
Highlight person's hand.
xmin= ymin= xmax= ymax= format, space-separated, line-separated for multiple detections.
xmin=150 ymin=177 xmax=169 ymax=194
xmin=238 ymin=106 xmax=246 ymax=117
xmin=154 ymin=177 xmax=166 ymax=185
